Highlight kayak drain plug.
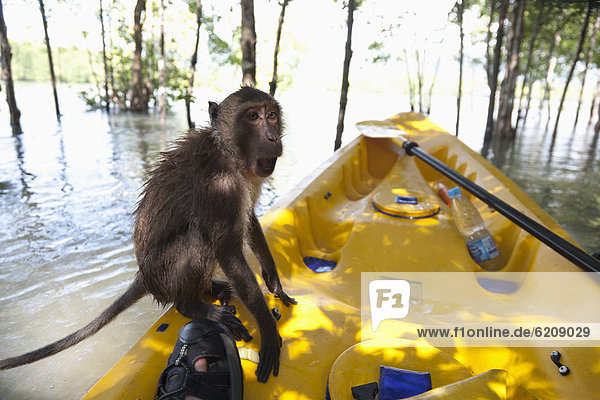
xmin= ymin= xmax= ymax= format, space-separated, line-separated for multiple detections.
xmin=550 ymin=351 xmax=570 ymax=376
xmin=272 ymin=307 xmax=281 ymax=321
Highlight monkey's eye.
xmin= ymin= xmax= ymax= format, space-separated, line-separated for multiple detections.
xmin=267 ymin=111 xmax=278 ymax=121
xmin=248 ymin=111 xmax=259 ymax=121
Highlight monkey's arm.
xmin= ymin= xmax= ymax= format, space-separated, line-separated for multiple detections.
xmin=217 ymin=242 xmax=282 ymax=382
xmin=248 ymin=212 xmax=296 ymax=307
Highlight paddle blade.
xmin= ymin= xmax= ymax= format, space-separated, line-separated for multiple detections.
xmin=356 ymin=120 xmax=409 ymax=139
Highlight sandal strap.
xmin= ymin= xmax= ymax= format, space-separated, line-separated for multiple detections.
xmin=157 ymin=364 xmax=231 ymax=400
xmin=183 ymin=371 xmax=230 ymax=400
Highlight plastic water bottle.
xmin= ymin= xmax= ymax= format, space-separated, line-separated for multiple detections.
xmin=447 ymin=187 xmax=502 ymax=271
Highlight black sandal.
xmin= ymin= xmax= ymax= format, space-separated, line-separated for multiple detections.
xmin=157 ymin=318 xmax=244 ymax=400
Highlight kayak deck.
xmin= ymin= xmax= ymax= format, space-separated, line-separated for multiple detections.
xmin=83 ymin=112 xmax=599 ymax=399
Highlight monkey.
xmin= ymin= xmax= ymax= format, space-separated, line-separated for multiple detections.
xmin=0 ymin=87 xmax=296 ymax=383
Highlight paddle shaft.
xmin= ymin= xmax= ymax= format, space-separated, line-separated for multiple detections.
xmin=402 ymin=141 xmax=600 ymax=273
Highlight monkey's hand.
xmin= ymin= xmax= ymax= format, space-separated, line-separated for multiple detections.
xmin=209 ymin=304 xmax=253 ymax=342
xmin=262 ymin=271 xmax=297 ymax=307
xmin=209 ymin=279 xmax=233 ymax=306
xmin=256 ymin=332 xmax=282 ymax=382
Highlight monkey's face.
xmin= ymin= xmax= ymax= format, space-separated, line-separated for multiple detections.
xmin=241 ymin=104 xmax=283 ymax=178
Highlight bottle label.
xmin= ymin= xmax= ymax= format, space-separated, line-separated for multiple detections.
xmin=466 ymin=234 xmax=500 ymax=263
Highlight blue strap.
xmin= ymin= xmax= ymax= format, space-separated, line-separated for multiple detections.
xmin=378 ymin=365 xmax=432 ymax=399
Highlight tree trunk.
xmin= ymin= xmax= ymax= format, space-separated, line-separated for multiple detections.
xmin=425 ymin=57 xmax=440 ymax=115
xmin=269 ymin=0 xmax=289 ymax=97
xmin=588 ymin=77 xmax=600 ymax=126
xmin=484 ymin=0 xmax=497 ymax=86
xmin=186 ymin=0 xmax=202 ymax=129
xmin=574 ymin=8 xmax=600 ymax=127
xmin=416 ymin=50 xmax=424 ymax=113
xmin=99 ymin=0 xmax=110 ymax=113
xmin=130 ymin=0 xmax=148 ymax=112
xmin=595 ymin=92 xmax=600 ymax=133
xmin=523 ymin=77 xmax=535 ymax=125
xmin=106 ymin=5 xmax=118 ymax=108
xmin=456 ymin=0 xmax=464 ymax=137
xmin=552 ymin=0 xmax=593 ymax=139
xmin=541 ymin=31 xmax=560 ymax=123
xmin=0 ymin=0 xmax=22 ymax=135
xmin=333 ymin=0 xmax=355 ymax=152
xmin=240 ymin=0 xmax=256 ymax=87
xmin=516 ymin=0 xmax=543 ymax=129
xmin=483 ymin=0 xmax=509 ymax=148
xmin=403 ymin=49 xmax=415 ymax=111
xmin=38 ymin=0 xmax=60 ymax=120
xmin=494 ymin=0 xmax=526 ymax=140
xmin=158 ymin=0 xmax=166 ymax=125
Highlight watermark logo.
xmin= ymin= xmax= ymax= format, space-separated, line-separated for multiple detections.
xmin=369 ymin=279 xmax=410 ymax=331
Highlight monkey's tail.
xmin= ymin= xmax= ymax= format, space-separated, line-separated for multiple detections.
xmin=0 ymin=277 xmax=146 ymax=370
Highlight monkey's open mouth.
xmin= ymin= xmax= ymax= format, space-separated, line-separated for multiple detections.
xmin=257 ymin=157 xmax=278 ymax=175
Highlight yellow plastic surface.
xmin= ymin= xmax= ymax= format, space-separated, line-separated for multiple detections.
xmin=327 ymin=338 xmax=472 ymax=400
xmin=408 ymin=369 xmax=534 ymax=400
xmin=83 ymin=113 xmax=600 ymax=400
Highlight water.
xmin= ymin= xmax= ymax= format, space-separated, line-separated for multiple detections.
xmin=488 ymin=115 xmax=600 ymax=254
xmin=0 ymin=84 xmax=598 ymax=399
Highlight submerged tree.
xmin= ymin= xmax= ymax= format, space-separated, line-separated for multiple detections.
xmin=99 ymin=0 xmax=110 ymax=113
xmin=574 ymin=8 xmax=600 ymax=128
xmin=269 ymin=0 xmax=291 ymax=97
xmin=403 ymin=50 xmax=416 ymax=111
xmin=516 ymin=0 xmax=545 ymax=129
xmin=540 ymin=30 xmax=560 ymax=124
xmin=552 ymin=0 xmax=593 ymax=139
xmin=186 ymin=0 xmax=202 ymax=128
xmin=38 ymin=0 xmax=60 ymax=120
xmin=0 ymin=0 xmax=22 ymax=135
xmin=158 ymin=0 xmax=166 ymax=125
xmin=398 ymin=49 xmax=438 ymax=115
xmin=453 ymin=0 xmax=465 ymax=137
xmin=130 ymin=0 xmax=148 ymax=111
xmin=589 ymin=78 xmax=600 ymax=126
xmin=483 ymin=0 xmax=509 ymax=149
xmin=334 ymin=0 xmax=356 ymax=151
xmin=424 ymin=54 xmax=440 ymax=115
xmin=240 ymin=0 xmax=256 ymax=87
xmin=493 ymin=0 xmax=526 ymax=140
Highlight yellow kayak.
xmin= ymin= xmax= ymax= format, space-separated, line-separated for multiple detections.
xmin=83 ymin=112 xmax=600 ymax=399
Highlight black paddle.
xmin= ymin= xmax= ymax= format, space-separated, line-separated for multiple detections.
xmin=357 ymin=121 xmax=600 ymax=273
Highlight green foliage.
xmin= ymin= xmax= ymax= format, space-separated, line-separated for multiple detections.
xmin=204 ymin=15 xmax=240 ymax=66
xmin=367 ymin=41 xmax=390 ymax=63
xmin=9 ymin=41 xmax=95 ymax=84
xmin=471 ymin=0 xmax=596 ymax=89
xmin=78 ymin=0 xmax=196 ymax=111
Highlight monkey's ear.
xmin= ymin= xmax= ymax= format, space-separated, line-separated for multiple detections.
xmin=208 ymin=101 xmax=219 ymax=127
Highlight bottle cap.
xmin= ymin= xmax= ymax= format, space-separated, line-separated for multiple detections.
xmin=447 ymin=186 xmax=462 ymax=199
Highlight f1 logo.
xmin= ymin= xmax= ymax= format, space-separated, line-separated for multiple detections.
xmin=369 ymin=279 xmax=410 ymax=331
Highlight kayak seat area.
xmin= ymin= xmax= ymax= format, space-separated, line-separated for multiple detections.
xmin=326 ymin=339 xmax=535 ymax=400
xmin=289 ymin=138 xmax=399 ymax=272
xmin=414 ymin=144 xmax=537 ymax=272
xmin=405 ymin=130 xmax=543 ymax=273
